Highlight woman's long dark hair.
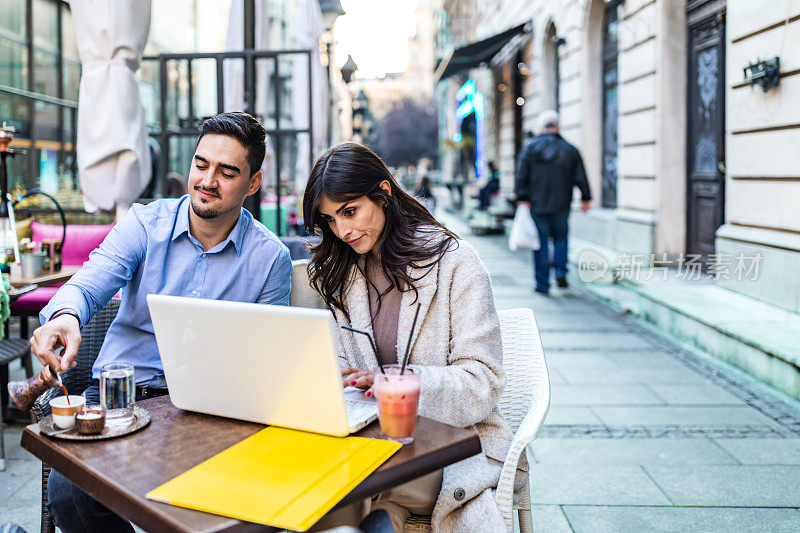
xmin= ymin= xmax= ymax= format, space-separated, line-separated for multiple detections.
xmin=303 ymin=142 xmax=457 ymax=319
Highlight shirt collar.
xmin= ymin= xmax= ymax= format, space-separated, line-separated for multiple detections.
xmin=171 ymin=196 xmax=191 ymax=242
xmin=171 ymin=195 xmax=249 ymax=255
xmin=226 ymin=208 xmax=249 ymax=254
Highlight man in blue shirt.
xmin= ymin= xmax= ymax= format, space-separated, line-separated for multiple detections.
xmin=30 ymin=112 xmax=293 ymax=533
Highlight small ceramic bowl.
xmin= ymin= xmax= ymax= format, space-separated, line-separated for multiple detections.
xmin=75 ymin=409 xmax=106 ymax=435
xmin=49 ymin=395 xmax=86 ymax=429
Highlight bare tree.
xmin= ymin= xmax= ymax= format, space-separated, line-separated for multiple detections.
xmin=375 ymin=98 xmax=438 ymax=168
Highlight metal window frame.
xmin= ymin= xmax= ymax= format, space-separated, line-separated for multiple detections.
xmin=0 ymin=0 xmax=77 ymax=191
xmin=142 ymin=49 xmax=314 ymax=232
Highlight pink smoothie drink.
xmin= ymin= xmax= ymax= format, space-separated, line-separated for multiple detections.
xmin=374 ymin=367 xmax=420 ymax=444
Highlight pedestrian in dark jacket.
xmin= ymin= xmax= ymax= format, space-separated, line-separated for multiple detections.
xmin=515 ymin=110 xmax=591 ymax=294
xmin=477 ymin=161 xmax=500 ymax=210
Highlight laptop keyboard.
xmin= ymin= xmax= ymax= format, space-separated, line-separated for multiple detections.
xmin=344 ymin=387 xmax=378 ymax=431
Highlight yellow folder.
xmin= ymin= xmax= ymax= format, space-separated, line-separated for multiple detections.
xmin=146 ymin=426 xmax=401 ymax=531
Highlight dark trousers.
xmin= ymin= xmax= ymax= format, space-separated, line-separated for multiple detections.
xmin=477 ymin=179 xmax=499 ymax=210
xmin=47 ymin=385 xmax=166 ymax=533
xmin=531 ymin=212 xmax=570 ymax=293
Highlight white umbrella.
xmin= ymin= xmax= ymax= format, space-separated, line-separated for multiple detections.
xmin=70 ymin=0 xmax=152 ymax=218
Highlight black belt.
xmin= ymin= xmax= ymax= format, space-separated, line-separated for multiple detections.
xmin=90 ymin=380 xmax=168 ymax=399
xmin=136 ymin=385 xmax=169 ymax=399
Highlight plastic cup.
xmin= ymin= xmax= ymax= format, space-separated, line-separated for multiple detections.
xmin=373 ymin=365 xmax=420 ymax=444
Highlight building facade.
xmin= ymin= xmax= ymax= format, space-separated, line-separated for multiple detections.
xmin=435 ymin=0 xmax=800 ymax=316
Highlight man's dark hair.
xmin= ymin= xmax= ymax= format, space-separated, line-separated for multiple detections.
xmin=197 ymin=112 xmax=266 ymax=175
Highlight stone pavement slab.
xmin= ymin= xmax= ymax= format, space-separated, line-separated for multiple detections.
xmin=648 ymin=383 xmax=747 ymax=405
xmin=530 ymin=464 xmax=672 ymax=505
xmin=592 ymin=405 xmax=776 ymax=426
xmin=1 ymin=426 xmax=32 ymax=460
xmin=501 ymin=307 xmax=615 ymax=326
xmin=547 ymin=368 xmax=568 ymax=385
xmin=544 ymin=406 xmax=604 ymax=425
xmin=541 ymin=332 xmax=655 ymax=350
xmin=562 ymin=505 xmax=800 ymax=533
xmin=604 ymin=351 xmax=697 ymax=369
xmin=550 ymin=384 xmax=665 ymax=406
xmin=530 ymin=505 xmax=572 ymax=532
xmin=0 ymin=457 xmax=39 ymax=501
xmin=713 ymin=438 xmax=800 ymax=464
xmin=0 ymin=498 xmax=40 ymax=533
xmin=10 ymin=471 xmax=41 ymax=501
xmin=545 ymin=353 xmax=621 ymax=372
xmin=530 ymin=438 xmax=738 ymax=466
xmin=556 ymin=365 xmax=710 ymax=385
xmin=643 ymin=465 xmax=800 ymax=506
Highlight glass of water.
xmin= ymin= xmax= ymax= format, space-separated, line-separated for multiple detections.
xmin=100 ymin=362 xmax=135 ymax=427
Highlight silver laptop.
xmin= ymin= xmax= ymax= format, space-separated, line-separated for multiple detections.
xmin=146 ymin=294 xmax=377 ymax=437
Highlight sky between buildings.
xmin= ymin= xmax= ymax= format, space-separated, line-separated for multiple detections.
xmin=334 ymin=0 xmax=417 ymax=78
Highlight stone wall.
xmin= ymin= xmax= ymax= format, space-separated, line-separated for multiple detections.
xmin=717 ymin=0 xmax=800 ymax=313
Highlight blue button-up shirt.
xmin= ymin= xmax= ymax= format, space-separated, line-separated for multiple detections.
xmin=41 ymin=196 xmax=293 ymax=386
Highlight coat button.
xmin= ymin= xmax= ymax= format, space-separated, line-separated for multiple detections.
xmin=453 ymin=488 xmax=465 ymax=501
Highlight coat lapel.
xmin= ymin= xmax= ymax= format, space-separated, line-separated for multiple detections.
xmin=342 ymin=260 xmax=376 ymax=368
xmin=396 ymin=260 xmax=439 ymax=364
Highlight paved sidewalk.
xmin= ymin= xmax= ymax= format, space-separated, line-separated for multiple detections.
xmin=444 ymin=213 xmax=800 ymax=532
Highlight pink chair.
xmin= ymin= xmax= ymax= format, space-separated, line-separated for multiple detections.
xmin=10 ymin=222 xmax=115 ymax=331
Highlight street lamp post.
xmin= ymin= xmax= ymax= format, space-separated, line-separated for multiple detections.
xmin=325 ymin=38 xmax=333 ymax=146
xmin=319 ymin=1 xmax=345 ymax=147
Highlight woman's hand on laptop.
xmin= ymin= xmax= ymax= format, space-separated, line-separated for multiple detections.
xmin=30 ymin=314 xmax=82 ymax=373
xmin=341 ymin=366 xmax=375 ymax=397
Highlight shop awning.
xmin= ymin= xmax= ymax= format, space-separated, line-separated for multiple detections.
xmin=434 ymin=23 xmax=529 ymax=83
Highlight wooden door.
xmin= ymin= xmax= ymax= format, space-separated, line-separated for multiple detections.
xmin=687 ymin=5 xmax=726 ymax=258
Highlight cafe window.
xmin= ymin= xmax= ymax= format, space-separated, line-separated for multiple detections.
xmin=0 ymin=0 xmax=79 ymax=200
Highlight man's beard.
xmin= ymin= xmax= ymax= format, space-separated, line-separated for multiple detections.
xmin=191 ymin=188 xmax=230 ymax=220
xmin=191 ymin=200 xmax=223 ymax=219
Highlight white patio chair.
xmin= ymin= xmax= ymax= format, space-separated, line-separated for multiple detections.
xmin=290 ymin=259 xmax=327 ymax=309
xmin=403 ymin=308 xmax=550 ymax=532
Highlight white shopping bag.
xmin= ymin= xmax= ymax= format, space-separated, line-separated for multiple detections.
xmin=508 ymin=204 xmax=540 ymax=251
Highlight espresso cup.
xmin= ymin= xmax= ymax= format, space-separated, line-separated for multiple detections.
xmin=75 ymin=409 xmax=106 ymax=435
xmin=49 ymin=395 xmax=86 ymax=429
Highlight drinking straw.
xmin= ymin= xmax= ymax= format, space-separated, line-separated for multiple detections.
xmin=340 ymin=325 xmax=386 ymax=374
xmin=400 ymin=303 xmax=421 ymax=375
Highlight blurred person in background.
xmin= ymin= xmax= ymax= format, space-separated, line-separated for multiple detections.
xmin=413 ymin=174 xmax=435 ymax=213
xmin=515 ymin=110 xmax=591 ymax=295
xmin=477 ymin=161 xmax=500 ymax=211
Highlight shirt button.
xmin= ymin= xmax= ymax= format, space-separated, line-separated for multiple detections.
xmin=453 ymin=488 xmax=465 ymax=501
xmin=202 ymin=253 xmax=207 ymax=258
xmin=192 ymin=290 xmax=198 ymax=295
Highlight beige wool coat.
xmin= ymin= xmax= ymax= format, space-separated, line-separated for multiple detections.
xmin=332 ymin=235 xmax=528 ymax=532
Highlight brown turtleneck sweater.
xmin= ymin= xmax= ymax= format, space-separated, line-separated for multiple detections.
xmin=366 ymin=258 xmax=402 ymax=367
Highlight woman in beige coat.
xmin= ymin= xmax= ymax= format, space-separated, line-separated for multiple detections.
xmin=303 ymin=142 xmax=526 ymax=532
